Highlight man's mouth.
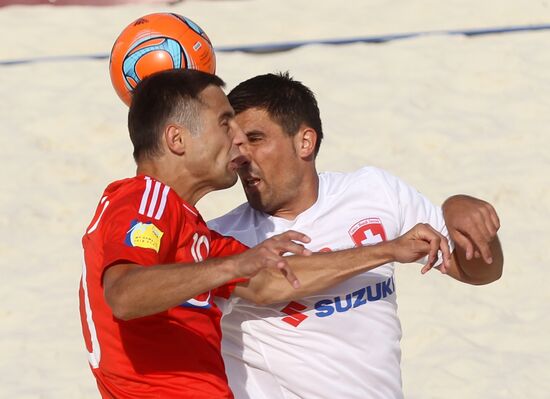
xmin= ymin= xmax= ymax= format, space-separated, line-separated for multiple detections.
xmin=244 ymin=176 xmax=261 ymax=187
xmin=229 ymin=155 xmax=248 ymax=171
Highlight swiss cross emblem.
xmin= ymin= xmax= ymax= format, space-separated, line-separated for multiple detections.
xmin=349 ymin=217 xmax=387 ymax=247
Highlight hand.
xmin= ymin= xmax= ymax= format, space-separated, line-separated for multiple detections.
xmin=234 ymin=230 xmax=312 ymax=288
xmin=442 ymin=195 xmax=500 ymax=264
xmin=391 ymin=223 xmax=451 ymax=274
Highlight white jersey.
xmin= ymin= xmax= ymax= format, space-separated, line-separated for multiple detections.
xmin=208 ymin=166 xmax=451 ymax=399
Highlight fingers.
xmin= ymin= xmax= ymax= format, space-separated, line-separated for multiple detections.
xmin=415 ymin=223 xmax=450 ymax=275
xmin=275 ymin=233 xmax=308 ymax=287
xmin=480 ymin=205 xmax=499 ymax=262
xmin=450 ymin=216 xmax=489 ymax=262
xmin=462 ymin=219 xmax=494 ymax=264
xmin=251 ymin=255 xmax=301 ymax=289
xmin=452 ymin=230 xmax=475 ymax=260
xmin=447 ymin=199 xmax=500 ymax=264
xmin=489 ymin=207 xmax=501 ymax=231
xmin=271 ymin=231 xmax=312 ymax=256
xmin=251 ymin=230 xmax=309 ymax=290
xmin=276 ymin=260 xmax=301 ymax=289
xmin=422 ymin=230 xmax=440 ymax=274
xmin=482 ymin=202 xmax=500 ymax=235
xmin=281 ymin=241 xmax=313 ymax=257
xmin=276 ymin=230 xmax=311 ymax=244
xmin=437 ymin=232 xmax=452 ymax=273
xmin=420 ymin=244 xmax=436 ymax=275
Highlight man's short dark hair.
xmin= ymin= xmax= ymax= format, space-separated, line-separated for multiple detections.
xmin=228 ymin=72 xmax=323 ymax=157
xmin=128 ymin=69 xmax=225 ymax=162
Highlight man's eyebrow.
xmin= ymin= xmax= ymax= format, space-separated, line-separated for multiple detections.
xmin=219 ymin=110 xmax=235 ymax=121
xmin=245 ymin=129 xmax=265 ymax=136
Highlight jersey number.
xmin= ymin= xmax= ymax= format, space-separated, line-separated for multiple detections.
xmin=190 ymin=232 xmax=210 ymax=262
xmin=184 ymin=233 xmax=212 ymax=308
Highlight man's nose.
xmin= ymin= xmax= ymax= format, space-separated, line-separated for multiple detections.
xmin=231 ymin=121 xmax=246 ymax=145
xmin=231 ymin=123 xmax=250 ymax=154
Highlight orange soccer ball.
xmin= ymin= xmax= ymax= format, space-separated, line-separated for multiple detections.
xmin=109 ymin=13 xmax=216 ymax=106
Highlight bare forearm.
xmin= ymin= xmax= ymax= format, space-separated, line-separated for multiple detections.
xmin=238 ymin=242 xmax=395 ymax=304
xmin=447 ymin=236 xmax=503 ymax=285
xmin=104 ymin=258 xmax=237 ymax=320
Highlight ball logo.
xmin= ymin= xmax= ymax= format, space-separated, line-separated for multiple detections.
xmin=349 ymin=217 xmax=387 ymax=247
xmin=132 ymin=18 xmax=147 ymax=26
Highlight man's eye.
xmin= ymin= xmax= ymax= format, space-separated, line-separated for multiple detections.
xmin=247 ymin=135 xmax=262 ymax=142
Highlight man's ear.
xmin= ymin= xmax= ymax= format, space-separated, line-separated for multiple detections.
xmin=164 ymin=124 xmax=187 ymax=156
xmin=295 ymin=127 xmax=317 ymax=159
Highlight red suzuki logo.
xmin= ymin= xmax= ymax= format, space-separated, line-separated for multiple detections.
xmin=349 ymin=217 xmax=387 ymax=247
xmin=281 ymin=301 xmax=308 ymax=327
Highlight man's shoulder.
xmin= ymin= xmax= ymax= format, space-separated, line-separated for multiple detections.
xmin=207 ymin=202 xmax=256 ymax=235
xmin=320 ymin=165 xmax=395 ymax=191
xmin=99 ymin=175 xmax=185 ymax=228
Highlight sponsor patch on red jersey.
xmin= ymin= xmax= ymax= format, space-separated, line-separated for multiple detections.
xmin=349 ymin=217 xmax=387 ymax=247
xmin=125 ymin=219 xmax=164 ymax=252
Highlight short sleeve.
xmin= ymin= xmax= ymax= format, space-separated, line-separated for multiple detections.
xmin=209 ymin=229 xmax=249 ymax=298
xmin=101 ymin=181 xmax=181 ymax=272
xmin=209 ymin=229 xmax=249 ymax=257
xmin=378 ymin=169 xmax=454 ymax=264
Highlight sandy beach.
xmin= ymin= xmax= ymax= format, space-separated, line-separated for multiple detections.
xmin=1 ymin=0 xmax=549 ymax=397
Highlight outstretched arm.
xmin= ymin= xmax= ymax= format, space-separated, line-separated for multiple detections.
xmin=234 ymin=223 xmax=451 ymax=304
xmin=441 ymin=195 xmax=503 ymax=285
xmin=103 ymin=231 xmax=310 ymax=320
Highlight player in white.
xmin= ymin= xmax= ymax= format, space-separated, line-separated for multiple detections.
xmin=208 ymin=72 xmax=503 ymax=399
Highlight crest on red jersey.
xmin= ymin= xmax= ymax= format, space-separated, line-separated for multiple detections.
xmin=348 ymin=217 xmax=387 ymax=247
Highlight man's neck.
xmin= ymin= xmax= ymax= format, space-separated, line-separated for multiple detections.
xmin=137 ymin=161 xmax=208 ymax=206
xmin=271 ymin=172 xmax=319 ymax=220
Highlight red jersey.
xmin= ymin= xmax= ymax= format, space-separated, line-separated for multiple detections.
xmin=78 ymin=175 xmax=247 ymax=398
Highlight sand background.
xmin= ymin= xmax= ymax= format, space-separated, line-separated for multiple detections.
xmin=1 ymin=0 xmax=549 ymax=397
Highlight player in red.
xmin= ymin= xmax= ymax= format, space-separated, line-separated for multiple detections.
xmin=79 ymin=69 xmax=451 ymax=398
